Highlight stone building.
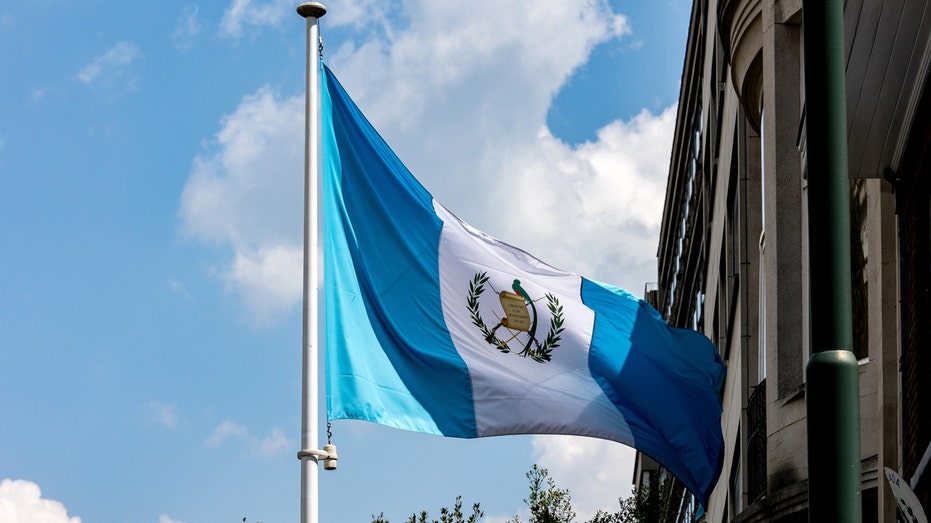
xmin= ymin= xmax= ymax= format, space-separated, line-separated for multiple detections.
xmin=640 ymin=0 xmax=931 ymax=520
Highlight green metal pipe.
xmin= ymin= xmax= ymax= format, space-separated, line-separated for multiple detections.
xmin=801 ymin=0 xmax=862 ymax=520
xmin=803 ymin=0 xmax=853 ymax=347
xmin=806 ymin=351 xmax=862 ymax=522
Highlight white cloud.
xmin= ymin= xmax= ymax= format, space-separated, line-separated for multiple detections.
xmin=205 ymin=420 xmax=249 ymax=447
xmin=205 ymin=421 xmax=291 ymax=458
xmin=181 ymin=0 xmax=671 ymax=322
xmin=29 ymin=87 xmax=48 ymax=105
xmin=76 ymin=41 xmax=141 ymax=90
xmin=321 ymin=0 xmax=661 ymax=292
xmin=222 ymin=245 xmax=303 ymax=323
xmin=257 ymin=428 xmax=290 ymax=458
xmin=322 ymin=0 xmax=392 ymax=30
xmin=179 ymin=86 xmax=303 ymax=323
xmin=219 ymin=0 xmax=293 ymax=40
xmin=326 ymin=1 xmax=628 ymax=137
xmin=168 ymin=279 xmax=193 ymax=300
xmin=0 ymin=479 xmax=81 ymax=523
xmin=171 ymin=5 xmax=201 ymax=52
xmin=486 ymin=106 xmax=676 ymax=292
xmin=531 ymin=436 xmax=636 ymax=521
xmin=159 ymin=515 xmax=186 ymax=523
xmin=146 ymin=401 xmax=178 ymax=428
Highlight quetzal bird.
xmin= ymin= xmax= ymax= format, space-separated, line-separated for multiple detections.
xmin=512 ymin=279 xmax=538 ymax=355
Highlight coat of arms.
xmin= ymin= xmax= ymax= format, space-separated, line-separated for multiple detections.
xmin=466 ymin=271 xmax=565 ymax=363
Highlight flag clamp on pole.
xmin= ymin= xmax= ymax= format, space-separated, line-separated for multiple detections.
xmin=297 ymin=3 xmax=334 ymax=523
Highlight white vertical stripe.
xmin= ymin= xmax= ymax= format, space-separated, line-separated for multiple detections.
xmin=435 ymin=203 xmax=632 ymax=440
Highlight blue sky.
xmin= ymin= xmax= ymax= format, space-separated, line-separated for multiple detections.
xmin=0 ymin=1 xmax=690 ymax=522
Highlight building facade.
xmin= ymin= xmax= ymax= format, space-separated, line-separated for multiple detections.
xmin=643 ymin=0 xmax=931 ymax=521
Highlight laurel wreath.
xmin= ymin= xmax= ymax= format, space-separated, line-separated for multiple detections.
xmin=467 ymin=271 xmax=565 ymax=363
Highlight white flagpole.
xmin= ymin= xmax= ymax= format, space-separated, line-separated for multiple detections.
xmin=296 ymin=4 xmax=327 ymax=523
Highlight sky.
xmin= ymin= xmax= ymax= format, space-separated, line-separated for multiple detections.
xmin=0 ymin=1 xmax=691 ymax=522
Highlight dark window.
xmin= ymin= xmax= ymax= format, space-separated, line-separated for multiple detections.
xmin=747 ymin=379 xmax=767 ymax=503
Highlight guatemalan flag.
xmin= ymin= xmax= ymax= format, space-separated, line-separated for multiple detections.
xmin=321 ymin=64 xmax=726 ymax=505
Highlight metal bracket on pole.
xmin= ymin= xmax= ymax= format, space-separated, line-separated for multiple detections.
xmin=298 ymin=444 xmax=338 ymax=470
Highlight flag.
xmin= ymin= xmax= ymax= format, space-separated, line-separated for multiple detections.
xmin=321 ymin=63 xmax=725 ymax=505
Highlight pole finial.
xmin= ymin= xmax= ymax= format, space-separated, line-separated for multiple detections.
xmin=297 ymin=2 xmax=327 ymax=18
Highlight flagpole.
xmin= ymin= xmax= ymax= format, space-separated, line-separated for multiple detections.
xmin=296 ymin=4 xmax=327 ymax=523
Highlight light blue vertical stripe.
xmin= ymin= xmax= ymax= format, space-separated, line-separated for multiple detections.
xmin=322 ymin=64 xmax=477 ymax=437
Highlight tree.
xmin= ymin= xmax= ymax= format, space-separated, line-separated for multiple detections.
xmin=507 ymin=464 xmax=575 ymax=523
xmin=586 ymin=496 xmax=638 ymax=523
xmin=629 ymin=471 xmax=681 ymax=523
xmin=372 ymin=495 xmax=483 ymax=523
xmin=369 ymin=464 xmax=683 ymax=523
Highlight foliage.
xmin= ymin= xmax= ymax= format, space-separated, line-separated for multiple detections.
xmin=507 ymin=464 xmax=576 ymax=523
xmin=372 ymin=495 xmax=483 ymax=523
xmin=627 ymin=472 xmax=682 ymax=523
xmin=586 ymin=496 xmax=638 ymax=523
xmin=370 ymin=464 xmax=685 ymax=523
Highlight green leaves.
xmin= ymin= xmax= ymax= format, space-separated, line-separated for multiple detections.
xmin=372 ymin=496 xmax=483 ymax=523
xmin=467 ymin=271 xmax=508 ymax=352
xmin=508 ymin=464 xmax=576 ymax=523
xmin=370 ymin=464 xmax=666 ymax=523
xmin=530 ymin=293 xmax=565 ymax=363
